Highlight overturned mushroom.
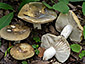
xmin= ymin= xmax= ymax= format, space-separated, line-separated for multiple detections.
xmin=10 ymin=43 xmax=34 ymax=60
xmin=0 ymin=24 xmax=31 ymax=43
xmin=55 ymin=10 xmax=83 ymax=42
xmin=41 ymin=25 xmax=72 ymax=63
xmin=18 ymin=2 xmax=57 ymax=29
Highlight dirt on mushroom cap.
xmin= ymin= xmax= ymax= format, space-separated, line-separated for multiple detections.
xmin=0 ymin=24 xmax=31 ymax=41
xmin=18 ymin=2 xmax=57 ymax=24
xmin=10 ymin=43 xmax=34 ymax=60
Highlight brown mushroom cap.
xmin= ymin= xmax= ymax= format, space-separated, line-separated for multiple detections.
xmin=41 ymin=33 xmax=70 ymax=63
xmin=0 ymin=24 xmax=31 ymax=41
xmin=55 ymin=10 xmax=83 ymax=42
xmin=10 ymin=43 xmax=34 ymax=60
xmin=18 ymin=2 xmax=57 ymax=24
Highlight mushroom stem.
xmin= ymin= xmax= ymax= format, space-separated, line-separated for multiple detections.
xmin=43 ymin=46 xmax=56 ymax=60
xmin=60 ymin=25 xmax=73 ymax=39
xmin=14 ymin=40 xmax=21 ymax=44
xmin=33 ymin=24 xmax=41 ymax=29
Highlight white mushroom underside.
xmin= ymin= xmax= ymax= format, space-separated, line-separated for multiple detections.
xmin=41 ymin=34 xmax=70 ymax=63
xmin=55 ymin=10 xmax=83 ymax=42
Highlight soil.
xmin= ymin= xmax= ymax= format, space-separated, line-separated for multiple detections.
xmin=0 ymin=0 xmax=85 ymax=64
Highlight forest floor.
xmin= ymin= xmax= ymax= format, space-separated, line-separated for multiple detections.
xmin=0 ymin=0 xmax=85 ymax=64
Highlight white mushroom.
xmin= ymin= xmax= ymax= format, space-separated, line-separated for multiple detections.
xmin=41 ymin=25 xmax=72 ymax=63
xmin=18 ymin=2 xmax=57 ymax=29
xmin=55 ymin=10 xmax=83 ymax=42
xmin=60 ymin=25 xmax=73 ymax=39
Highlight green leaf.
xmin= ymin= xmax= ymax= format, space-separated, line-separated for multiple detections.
xmin=4 ymin=46 xmax=13 ymax=56
xmin=33 ymin=37 xmax=41 ymax=43
xmin=36 ymin=45 xmax=39 ymax=48
xmin=70 ymin=44 xmax=81 ymax=53
xmin=0 ymin=3 xmax=13 ymax=10
xmin=83 ymin=26 xmax=85 ymax=39
xmin=82 ymin=2 xmax=85 ymax=15
xmin=79 ymin=50 xmax=85 ymax=59
xmin=53 ymin=2 xmax=69 ymax=14
xmin=0 ymin=12 xmax=14 ymax=30
xmin=32 ymin=44 xmax=39 ymax=49
xmin=50 ymin=0 xmax=56 ymax=4
xmin=18 ymin=2 xmax=26 ymax=11
xmin=4 ymin=50 xmax=8 ymax=57
xmin=42 ymin=1 xmax=53 ymax=9
xmin=35 ymin=49 xmax=39 ymax=55
xmin=69 ymin=0 xmax=83 ymax=2
xmin=58 ymin=0 xmax=69 ymax=4
xmin=22 ymin=61 xmax=28 ymax=64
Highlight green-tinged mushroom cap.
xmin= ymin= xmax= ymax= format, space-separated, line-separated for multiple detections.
xmin=18 ymin=2 xmax=57 ymax=29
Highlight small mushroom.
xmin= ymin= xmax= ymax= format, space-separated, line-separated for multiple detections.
xmin=55 ymin=10 xmax=83 ymax=42
xmin=41 ymin=25 xmax=72 ymax=63
xmin=0 ymin=24 xmax=31 ymax=43
xmin=10 ymin=43 xmax=34 ymax=60
xmin=18 ymin=2 xmax=57 ymax=29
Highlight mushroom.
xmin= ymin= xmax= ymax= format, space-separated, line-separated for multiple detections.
xmin=18 ymin=2 xmax=57 ymax=29
xmin=55 ymin=10 xmax=83 ymax=42
xmin=10 ymin=43 xmax=34 ymax=60
xmin=0 ymin=24 xmax=31 ymax=43
xmin=41 ymin=25 xmax=72 ymax=63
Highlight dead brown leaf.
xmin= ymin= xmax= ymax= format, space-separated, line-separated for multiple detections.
xmin=38 ymin=47 xmax=45 ymax=58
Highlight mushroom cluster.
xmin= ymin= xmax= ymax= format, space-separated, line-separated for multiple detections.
xmin=18 ymin=2 xmax=57 ymax=29
xmin=0 ymin=1 xmax=83 ymax=63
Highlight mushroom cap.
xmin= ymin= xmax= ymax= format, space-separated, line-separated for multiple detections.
xmin=18 ymin=2 xmax=57 ymax=24
xmin=55 ymin=10 xmax=83 ymax=42
xmin=41 ymin=33 xmax=70 ymax=63
xmin=10 ymin=43 xmax=34 ymax=60
xmin=0 ymin=24 xmax=31 ymax=41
